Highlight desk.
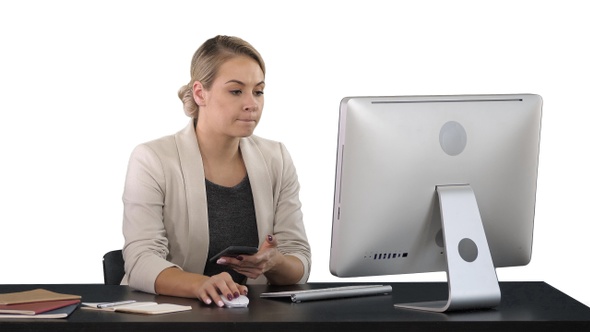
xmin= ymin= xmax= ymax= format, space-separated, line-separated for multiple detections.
xmin=1 ymin=282 xmax=589 ymax=332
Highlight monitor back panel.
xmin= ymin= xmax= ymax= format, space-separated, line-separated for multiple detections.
xmin=330 ymin=94 xmax=542 ymax=277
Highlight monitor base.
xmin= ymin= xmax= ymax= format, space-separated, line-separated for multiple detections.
xmin=395 ymin=185 xmax=501 ymax=312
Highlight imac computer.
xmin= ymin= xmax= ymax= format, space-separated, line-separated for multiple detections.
xmin=329 ymin=94 xmax=542 ymax=312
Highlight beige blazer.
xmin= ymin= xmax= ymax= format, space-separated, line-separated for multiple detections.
xmin=121 ymin=120 xmax=311 ymax=294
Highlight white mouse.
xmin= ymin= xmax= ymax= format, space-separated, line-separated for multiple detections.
xmin=221 ymin=294 xmax=249 ymax=308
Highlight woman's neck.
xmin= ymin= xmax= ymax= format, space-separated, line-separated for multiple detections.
xmin=196 ymin=126 xmax=246 ymax=187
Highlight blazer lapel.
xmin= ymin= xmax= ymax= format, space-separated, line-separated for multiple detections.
xmin=240 ymin=137 xmax=274 ymax=246
xmin=175 ymin=120 xmax=210 ymax=270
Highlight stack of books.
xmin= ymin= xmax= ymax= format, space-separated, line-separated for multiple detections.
xmin=0 ymin=288 xmax=81 ymax=319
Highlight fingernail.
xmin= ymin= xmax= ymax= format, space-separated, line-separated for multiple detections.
xmin=227 ymin=294 xmax=233 ymax=301
xmin=217 ymin=301 xmax=224 ymax=307
xmin=217 ymin=258 xmax=226 ymax=264
xmin=236 ymin=256 xmax=244 ymax=261
xmin=205 ymin=298 xmax=212 ymax=305
xmin=267 ymin=235 xmax=273 ymax=242
xmin=234 ymin=292 xmax=240 ymax=298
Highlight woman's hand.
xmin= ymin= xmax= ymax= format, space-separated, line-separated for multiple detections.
xmin=195 ymin=272 xmax=248 ymax=307
xmin=215 ymin=235 xmax=280 ymax=279
xmin=216 ymin=235 xmax=304 ymax=285
xmin=154 ymin=268 xmax=247 ymax=307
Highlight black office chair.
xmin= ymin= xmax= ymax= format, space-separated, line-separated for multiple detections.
xmin=102 ymin=249 xmax=125 ymax=285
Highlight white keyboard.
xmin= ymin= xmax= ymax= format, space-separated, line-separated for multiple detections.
xmin=260 ymin=285 xmax=392 ymax=302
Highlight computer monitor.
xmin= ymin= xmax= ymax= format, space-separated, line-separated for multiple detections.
xmin=329 ymin=94 xmax=542 ymax=312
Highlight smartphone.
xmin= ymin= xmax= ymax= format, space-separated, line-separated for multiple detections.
xmin=209 ymin=246 xmax=258 ymax=262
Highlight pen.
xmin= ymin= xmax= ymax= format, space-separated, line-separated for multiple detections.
xmin=97 ymin=300 xmax=137 ymax=308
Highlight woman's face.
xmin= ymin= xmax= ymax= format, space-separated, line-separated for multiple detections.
xmin=195 ymin=56 xmax=265 ymax=139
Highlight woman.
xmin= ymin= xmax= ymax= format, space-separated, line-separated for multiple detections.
xmin=121 ymin=35 xmax=311 ymax=307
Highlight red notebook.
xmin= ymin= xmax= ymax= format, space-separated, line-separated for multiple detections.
xmin=0 ymin=299 xmax=81 ymax=315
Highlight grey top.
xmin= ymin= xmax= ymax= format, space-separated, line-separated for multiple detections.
xmin=204 ymin=176 xmax=259 ymax=283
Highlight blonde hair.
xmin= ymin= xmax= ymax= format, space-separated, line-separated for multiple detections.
xmin=178 ymin=35 xmax=266 ymax=119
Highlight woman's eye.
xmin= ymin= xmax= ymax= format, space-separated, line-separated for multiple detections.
xmin=255 ymin=90 xmax=264 ymax=96
xmin=230 ymin=90 xmax=242 ymax=96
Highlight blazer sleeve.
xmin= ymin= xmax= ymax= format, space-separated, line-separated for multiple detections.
xmin=121 ymin=143 xmax=179 ymax=294
xmin=272 ymin=142 xmax=312 ymax=283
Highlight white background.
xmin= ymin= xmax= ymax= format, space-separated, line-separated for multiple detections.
xmin=1 ymin=1 xmax=589 ymax=307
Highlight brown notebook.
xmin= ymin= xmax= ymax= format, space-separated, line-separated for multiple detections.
xmin=0 ymin=289 xmax=81 ymax=306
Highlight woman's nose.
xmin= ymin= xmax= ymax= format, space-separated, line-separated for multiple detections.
xmin=243 ymin=95 xmax=259 ymax=112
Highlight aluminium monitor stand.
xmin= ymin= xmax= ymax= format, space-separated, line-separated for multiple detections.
xmin=395 ymin=184 xmax=502 ymax=312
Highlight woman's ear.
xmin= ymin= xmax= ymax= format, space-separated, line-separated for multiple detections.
xmin=192 ymin=81 xmax=206 ymax=106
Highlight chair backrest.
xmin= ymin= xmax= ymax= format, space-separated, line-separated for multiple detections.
xmin=102 ymin=249 xmax=125 ymax=285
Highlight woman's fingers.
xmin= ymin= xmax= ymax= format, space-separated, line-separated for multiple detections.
xmin=197 ymin=272 xmax=243 ymax=307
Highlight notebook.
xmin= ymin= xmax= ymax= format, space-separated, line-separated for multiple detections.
xmin=0 ymin=299 xmax=81 ymax=315
xmin=81 ymin=302 xmax=192 ymax=315
xmin=0 ymin=289 xmax=81 ymax=305
xmin=0 ymin=303 xmax=79 ymax=319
